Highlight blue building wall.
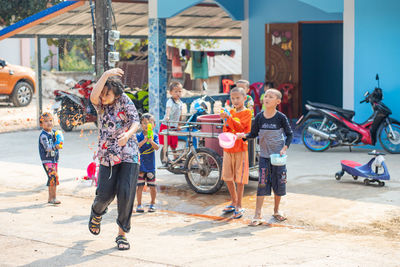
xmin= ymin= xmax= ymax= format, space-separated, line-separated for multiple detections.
xmin=354 ymin=0 xmax=400 ymax=122
xmin=248 ymin=0 xmax=342 ymax=84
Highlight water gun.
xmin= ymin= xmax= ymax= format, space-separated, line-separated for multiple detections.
xmin=220 ymin=107 xmax=240 ymax=125
xmin=147 ymin=123 xmax=153 ymax=144
xmin=220 ymin=107 xmax=230 ymax=117
xmin=54 ymin=130 xmax=64 ymax=149
xmin=220 ymin=107 xmax=231 ymax=123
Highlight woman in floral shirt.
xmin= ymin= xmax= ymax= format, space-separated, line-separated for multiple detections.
xmin=88 ymin=68 xmax=140 ymax=251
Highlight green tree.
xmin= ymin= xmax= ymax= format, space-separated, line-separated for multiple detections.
xmin=115 ymin=39 xmax=135 ymax=60
xmin=44 ymin=38 xmax=93 ymax=71
xmin=0 ymin=0 xmax=62 ymax=26
xmin=59 ymin=47 xmax=93 ymax=72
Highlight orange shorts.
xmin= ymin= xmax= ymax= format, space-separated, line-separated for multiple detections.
xmin=221 ymin=151 xmax=249 ymax=184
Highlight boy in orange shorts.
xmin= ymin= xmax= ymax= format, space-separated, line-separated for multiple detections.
xmin=220 ymin=87 xmax=252 ymax=219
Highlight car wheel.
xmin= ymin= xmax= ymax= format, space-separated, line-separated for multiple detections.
xmin=11 ymin=81 xmax=33 ymax=107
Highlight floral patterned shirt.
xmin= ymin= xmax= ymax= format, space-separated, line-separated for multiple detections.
xmin=94 ymin=93 xmax=140 ymax=166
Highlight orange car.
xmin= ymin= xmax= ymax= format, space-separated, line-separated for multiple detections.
xmin=0 ymin=58 xmax=36 ymax=107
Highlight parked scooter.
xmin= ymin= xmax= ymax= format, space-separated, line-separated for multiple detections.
xmin=52 ymin=79 xmax=97 ymax=132
xmin=296 ymin=75 xmax=400 ymax=153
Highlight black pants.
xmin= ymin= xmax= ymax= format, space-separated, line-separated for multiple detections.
xmin=91 ymin=162 xmax=139 ymax=233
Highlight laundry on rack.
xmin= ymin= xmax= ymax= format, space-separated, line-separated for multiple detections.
xmin=192 ymin=51 xmax=208 ymax=79
xmin=206 ymin=50 xmax=235 ymax=57
xmin=184 ymin=57 xmax=193 ymax=78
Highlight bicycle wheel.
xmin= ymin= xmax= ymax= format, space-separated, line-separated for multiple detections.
xmin=184 ymin=148 xmax=223 ymax=194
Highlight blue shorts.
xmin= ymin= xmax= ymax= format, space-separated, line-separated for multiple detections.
xmin=257 ymin=157 xmax=287 ymax=196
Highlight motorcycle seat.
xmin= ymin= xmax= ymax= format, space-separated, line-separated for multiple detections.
xmin=307 ymin=101 xmax=355 ymax=120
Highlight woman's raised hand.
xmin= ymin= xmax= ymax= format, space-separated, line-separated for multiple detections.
xmin=104 ymin=68 xmax=124 ymax=77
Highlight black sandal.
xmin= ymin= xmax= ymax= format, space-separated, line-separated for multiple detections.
xmin=88 ymin=215 xmax=102 ymax=235
xmin=115 ymin=235 xmax=130 ymax=250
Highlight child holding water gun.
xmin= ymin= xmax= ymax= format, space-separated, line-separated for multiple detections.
xmin=220 ymin=87 xmax=252 ymax=219
xmin=136 ymin=113 xmax=160 ymax=212
xmin=38 ymin=112 xmax=63 ymax=204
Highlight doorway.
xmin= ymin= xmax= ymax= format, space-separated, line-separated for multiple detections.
xmin=300 ymin=22 xmax=343 ymax=111
xmin=265 ymin=22 xmax=343 ymax=118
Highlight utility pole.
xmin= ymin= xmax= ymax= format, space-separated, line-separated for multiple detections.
xmin=94 ymin=0 xmax=112 ymax=80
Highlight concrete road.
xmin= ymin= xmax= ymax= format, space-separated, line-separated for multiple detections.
xmin=1 ymin=129 xmax=400 ymax=266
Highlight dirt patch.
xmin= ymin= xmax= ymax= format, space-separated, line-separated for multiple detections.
xmin=293 ymin=213 xmax=400 ymax=239
xmin=369 ymin=216 xmax=400 ymax=238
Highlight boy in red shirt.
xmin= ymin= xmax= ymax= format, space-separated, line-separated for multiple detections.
xmin=220 ymin=87 xmax=252 ymax=219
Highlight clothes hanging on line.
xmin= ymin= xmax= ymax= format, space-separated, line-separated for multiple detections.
xmin=191 ymin=51 xmax=208 ymax=79
xmin=184 ymin=57 xmax=193 ymax=78
xmin=173 ymin=46 xmax=236 ymax=80
xmin=181 ymin=49 xmax=191 ymax=60
xmin=181 ymin=48 xmax=235 ymax=58
xmin=167 ymin=46 xmax=183 ymax=78
xmin=206 ymin=50 xmax=235 ymax=58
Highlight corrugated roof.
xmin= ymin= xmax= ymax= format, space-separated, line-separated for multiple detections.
xmin=0 ymin=0 xmax=241 ymax=40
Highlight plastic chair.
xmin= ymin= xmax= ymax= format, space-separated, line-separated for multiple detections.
xmin=222 ymin=79 xmax=234 ymax=94
xmin=222 ymin=79 xmax=234 ymax=106
xmin=277 ymin=83 xmax=294 ymax=119
xmin=249 ymin=82 xmax=264 ymax=114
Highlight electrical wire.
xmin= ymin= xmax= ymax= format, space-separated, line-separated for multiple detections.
xmin=89 ymin=0 xmax=95 ymax=29
xmin=108 ymin=0 xmax=118 ymax=31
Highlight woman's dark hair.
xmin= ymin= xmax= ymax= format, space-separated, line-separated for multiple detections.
xmin=104 ymin=77 xmax=124 ymax=97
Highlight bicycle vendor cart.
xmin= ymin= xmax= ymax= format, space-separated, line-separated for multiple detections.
xmin=159 ymin=119 xmax=259 ymax=194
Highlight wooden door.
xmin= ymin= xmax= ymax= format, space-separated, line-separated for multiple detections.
xmin=265 ymin=23 xmax=301 ymax=118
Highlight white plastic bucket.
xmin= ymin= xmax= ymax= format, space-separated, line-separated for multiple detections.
xmin=270 ymin=154 xmax=287 ymax=166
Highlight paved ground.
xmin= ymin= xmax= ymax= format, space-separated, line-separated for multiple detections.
xmin=1 ymin=129 xmax=400 ymax=266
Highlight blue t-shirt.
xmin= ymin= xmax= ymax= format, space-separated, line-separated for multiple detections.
xmin=136 ymin=132 xmax=159 ymax=172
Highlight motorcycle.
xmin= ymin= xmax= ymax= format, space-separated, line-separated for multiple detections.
xmin=296 ymin=75 xmax=400 ymax=153
xmin=52 ymin=79 xmax=97 ymax=132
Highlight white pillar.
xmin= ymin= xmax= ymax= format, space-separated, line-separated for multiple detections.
xmin=149 ymin=0 xmax=158 ymax=18
xmin=241 ymin=0 xmax=249 ymax=81
xmin=343 ymin=0 xmax=355 ymax=109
